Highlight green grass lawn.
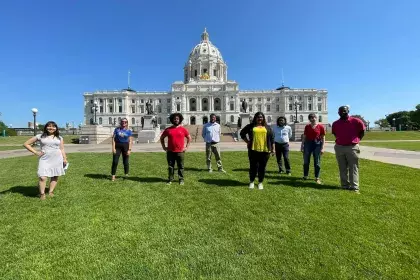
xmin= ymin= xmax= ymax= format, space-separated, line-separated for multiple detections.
xmin=0 ymin=152 xmax=419 ymax=279
xmin=361 ymin=141 xmax=420 ymax=151
xmin=0 ymin=135 xmax=78 ymax=145
xmin=325 ymin=130 xmax=420 ymax=141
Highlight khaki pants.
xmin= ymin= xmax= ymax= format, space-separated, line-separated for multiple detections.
xmin=206 ymin=142 xmax=223 ymax=170
xmin=334 ymin=144 xmax=360 ymax=189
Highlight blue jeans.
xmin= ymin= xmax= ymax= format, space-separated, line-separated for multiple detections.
xmin=303 ymin=140 xmax=322 ymax=178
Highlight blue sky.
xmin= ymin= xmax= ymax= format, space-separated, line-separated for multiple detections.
xmin=0 ymin=0 xmax=419 ymax=128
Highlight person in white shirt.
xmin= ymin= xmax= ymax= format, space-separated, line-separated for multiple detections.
xmin=272 ymin=116 xmax=293 ymax=175
xmin=202 ymin=114 xmax=226 ymax=173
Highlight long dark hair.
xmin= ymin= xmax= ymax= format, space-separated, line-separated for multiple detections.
xmin=252 ymin=112 xmax=266 ymax=126
xmin=41 ymin=121 xmax=60 ymax=138
xmin=169 ymin=113 xmax=184 ymax=125
xmin=277 ymin=116 xmax=287 ymax=126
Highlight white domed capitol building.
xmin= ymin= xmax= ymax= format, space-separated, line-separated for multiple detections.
xmin=83 ymin=29 xmax=328 ymax=134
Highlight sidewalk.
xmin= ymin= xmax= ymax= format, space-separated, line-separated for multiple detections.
xmin=1 ymin=142 xmax=420 ymax=169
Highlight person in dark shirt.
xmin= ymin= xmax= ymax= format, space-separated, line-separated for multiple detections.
xmin=111 ymin=118 xmax=133 ymax=181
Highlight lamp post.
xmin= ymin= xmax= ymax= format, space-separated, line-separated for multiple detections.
xmin=92 ymin=101 xmax=98 ymax=125
xmin=366 ymin=121 xmax=370 ymax=132
xmin=293 ymin=98 xmax=301 ymax=123
xmin=31 ymin=108 xmax=38 ymax=136
xmin=392 ymin=118 xmax=396 ymax=131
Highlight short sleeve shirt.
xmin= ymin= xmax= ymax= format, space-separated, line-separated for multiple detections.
xmin=332 ymin=117 xmax=366 ymax=145
xmin=113 ymin=128 xmax=132 ymax=143
xmin=252 ymin=127 xmax=269 ymax=152
xmin=304 ymin=124 xmax=326 ymax=142
xmin=162 ymin=126 xmax=190 ymax=152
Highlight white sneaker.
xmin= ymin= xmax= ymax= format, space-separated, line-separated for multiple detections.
xmin=258 ymin=183 xmax=264 ymax=190
xmin=249 ymin=182 xmax=255 ymax=189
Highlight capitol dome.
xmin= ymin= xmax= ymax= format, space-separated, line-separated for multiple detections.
xmin=183 ymin=28 xmax=227 ymax=84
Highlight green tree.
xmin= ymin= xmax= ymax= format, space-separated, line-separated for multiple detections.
xmin=351 ymin=114 xmax=368 ymax=127
xmin=37 ymin=124 xmax=44 ymax=131
xmin=374 ymin=118 xmax=389 ymax=128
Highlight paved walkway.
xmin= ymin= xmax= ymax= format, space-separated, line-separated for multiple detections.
xmin=1 ymin=142 xmax=420 ymax=169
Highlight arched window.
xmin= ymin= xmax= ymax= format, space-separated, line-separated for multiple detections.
xmin=98 ymin=117 xmax=102 ymax=125
xmin=290 ymin=115 xmax=293 ymax=123
xmin=189 ymin=98 xmax=197 ymax=111
xmin=299 ymin=115 xmax=304 ymax=122
xmin=90 ymin=118 xmax=94 ymax=125
xmin=202 ymin=98 xmax=208 ymax=111
xmin=131 ymin=118 xmax=135 ymax=125
xmin=214 ymin=98 xmax=221 ymax=111
xmin=319 ymin=115 xmax=323 ymax=123
xmin=109 ymin=117 xmax=112 ymax=124
xmin=267 ymin=116 xmax=272 ymax=123
xmin=230 ymin=115 xmax=234 ymax=123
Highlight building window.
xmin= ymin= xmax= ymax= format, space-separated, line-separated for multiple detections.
xmin=100 ymin=106 xmax=104 ymax=113
xmin=203 ymin=68 xmax=207 ymax=73
xmin=230 ymin=103 xmax=234 ymax=111
xmin=99 ymin=117 xmax=102 ymax=125
xmin=167 ymin=99 xmax=171 ymax=103
xmin=308 ymin=104 xmax=312 ymax=111
xmin=289 ymin=97 xmax=293 ymax=101
xmin=202 ymin=98 xmax=208 ymax=111
xmin=158 ymin=99 xmax=161 ymax=103
xmin=131 ymin=107 xmax=135 ymax=113
xmin=289 ymin=104 xmax=293 ymax=111
xmin=230 ymin=115 xmax=234 ymax=123
xmin=290 ymin=115 xmax=293 ymax=123
xmin=140 ymin=106 xmax=144 ymax=113
xmin=176 ymin=103 xmax=181 ymax=111
xmin=214 ymin=69 xmax=217 ymax=76
xmin=318 ymin=97 xmax=322 ymax=102
xmin=257 ymin=105 xmax=262 ymax=111
xmin=189 ymin=98 xmax=197 ymax=111
xmin=99 ymin=99 xmax=103 ymax=103
xmin=90 ymin=107 xmax=94 ymax=114
xmin=214 ymin=98 xmax=221 ymax=111
xmin=267 ymin=116 xmax=272 ymax=123
xmin=267 ymin=98 xmax=270 ymax=102
xmin=141 ymin=99 xmax=144 ymax=103
xmin=90 ymin=118 xmax=94 ymax=124
xmin=319 ymin=115 xmax=323 ymax=122
xmin=276 ymin=105 xmax=279 ymax=112
xmin=158 ymin=117 xmax=162 ymax=124
xmin=318 ymin=104 xmax=322 ymax=111
xmin=167 ymin=117 xmax=171 ymax=124
xmin=108 ymin=117 xmax=112 ymax=124
xmin=167 ymin=107 xmax=171 ymax=113
xmin=118 ymin=98 xmax=122 ymax=103
xmin=248 ymin=105 xmax=253 ymax=112
xmin=194 ymin=70 xmax=197 ymax=77
xmin=131 ymin=99 xmax=135 ymax=103
xmin=90 ymin=100 xmax=93 ymax=104
xmin=109 ymin=99 xmax=113 ymax=103
xmin=109 ymin=106 xmax=113 ymax=113
xmin=300 ymin=115 xmax=304 ymax=122
xmin=119 ymin=106 xmax=122 ymax=113
xmin=258 ymin=98 xmax=262 ymax=102
xmin=249 ymin=98 xmax=252 ymax=102
xmin=157 ymin=105 xmax=162 ymax=113
xmin=298 ymin=96 xmax=302 ymax=101
xmin=298 ymin=104 xmax=302 ymax=111
xmin=131 ymin=118 xmax=135 ymax=125
xmin=177 ymin=97 xmax=180 ymax=100
xmin=266 ymin=105 xmax=270 ymax=112
xmin=276 ymin=97 xmax=280 ymax=102
xmin=308 ymin=97 xmax=312 ymax=101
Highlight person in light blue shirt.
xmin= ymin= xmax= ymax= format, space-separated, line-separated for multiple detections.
xmin=272 ymin=116 xmax=293 ymax=174
xmin=202 ymin=114 xmax=226 ymax=173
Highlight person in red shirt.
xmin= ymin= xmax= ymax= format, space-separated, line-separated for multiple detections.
xmin=160 ymin=113 xmax=192 ymax=185
xmin=332 ymin=106 xmax=366 ymax=193
xmin=301 ymin=113 xmax=326 ymax=184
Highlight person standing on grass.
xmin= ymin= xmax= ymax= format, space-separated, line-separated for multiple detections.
xmin=202 ymin=113 xmax=226 ymax=173
xmin=23 ymin=121 xmax=67 ymax=200
xmin=332 ymin=105 xmax=366 ymax=193
xmin=111 ymin=118 xmax=133 ymax=181
xmin=272 ymin=116 xmax=292 ymax=175
xmin=160 ymin=113 xmax=192 ymax=185
xmin=240 ymin=112 xmax=275 ymax=190
xmin=301 ymin=113 xmax=325 ymax=184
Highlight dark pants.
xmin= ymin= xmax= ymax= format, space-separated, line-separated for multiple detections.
xmin=275 ymin=142 xmax=291 ymax=173
xmin=111 ymin=142 xmax=129 ymax=175
xmin=303 ymin=140 xmax=322 ymax=178
xmin=248 ymin=150 xmax=270 ymax=183
xmin=167 ymin=151 xmax=184 ymax=181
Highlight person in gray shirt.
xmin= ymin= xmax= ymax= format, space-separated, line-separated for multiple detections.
xmin=272 ymin=116 xmax=292 ymax=175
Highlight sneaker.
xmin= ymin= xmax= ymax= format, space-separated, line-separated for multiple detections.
xmin=166 ymin=181 xmax=172 ymax=185
xmin=258 ymin=183 xmax=264 ymax=190
xmin=315 ymin=178 xmax=322 ymax=184
xmin=249 ymin=182 xmax=255 ymax=189
xmin=349 ymin=187 xmax=360 ymax=194
xmin=179 ymin=180 xmax=185 ymax=185
xmin=218 ymin=169 xmax=226 ymax=173
xmin=303 ymin=176 xmax=309 ymax=180
xmin=286 ymin=172 xmax=292 ymax=176
xmin=341 ymin=186 xmax=350 ymax=190
xmin=279 ymin=170 xmax=284 ymax=174
xmin=208 ymin=169 xmax=213 ymax=173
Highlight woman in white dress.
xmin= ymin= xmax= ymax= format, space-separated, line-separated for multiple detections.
xmin=24 ymin=121 xmax=67 ymax=200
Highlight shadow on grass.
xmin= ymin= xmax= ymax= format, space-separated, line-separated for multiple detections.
xmin=125 ymin=177 xmax=167 ymax=183
xmin=232 ymin=168 xmax=278 ymax=174
xmin=184 ymin=167 xmax=206 ymax=172
xmin=0 ymin=186 xmax=39 ymax=197
xmin=84 ymin=174 xmax=109 ymax=180
xmin=198 ymin=178 xmax=244 ymax=187
xmin=271 ymin=177 xmax=339 ymax=190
